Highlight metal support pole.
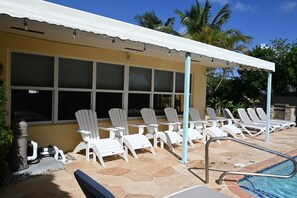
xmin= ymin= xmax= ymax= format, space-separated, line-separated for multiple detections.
xmin=266 ymin=71 xmax=272 ymax=142
xmin=181 ymin=52 xmax=191 ymax=163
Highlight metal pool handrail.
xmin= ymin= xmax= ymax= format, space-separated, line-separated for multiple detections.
xmin=205 ymin=137 xmax=297 ymax=185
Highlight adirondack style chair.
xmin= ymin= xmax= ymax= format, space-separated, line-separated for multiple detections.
xmin=205 ymin=107 xmax=245 ymax=138
xmin=108 ymin=108 xmax=155 ymax=158
xmin=73 ymin=109 xmax=128 ymax=167
xmin=164 ymin=107 xmax=203 ymax=146
xmin=140 ymin=108 xmax=183 ymax=151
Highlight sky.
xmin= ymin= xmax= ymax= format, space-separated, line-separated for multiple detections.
xmin=46 ymin=0 xmax=297 ymax=49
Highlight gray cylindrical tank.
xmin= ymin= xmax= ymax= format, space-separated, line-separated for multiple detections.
xmin=9 ymin=120 xmax=28 ymax=171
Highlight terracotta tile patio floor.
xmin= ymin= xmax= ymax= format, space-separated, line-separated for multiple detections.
xmin=1 ymin=127 xmax=297 ymax=197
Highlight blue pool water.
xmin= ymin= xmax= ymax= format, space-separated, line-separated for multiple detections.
xmin=239 ymin=156 xmax=297 ymax=198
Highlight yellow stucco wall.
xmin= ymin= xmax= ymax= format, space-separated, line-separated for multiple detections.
xmin=0 ymin=31 xmax=206 ymax=152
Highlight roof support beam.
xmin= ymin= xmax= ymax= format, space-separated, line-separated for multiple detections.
xmin=266 ymin=71 xmax=272 ymax=142
xmin=181 ymin=52 xmax=191 ymax=163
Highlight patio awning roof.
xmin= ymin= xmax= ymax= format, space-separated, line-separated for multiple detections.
xmin=0 ymin=0 xmax=275 ymax=71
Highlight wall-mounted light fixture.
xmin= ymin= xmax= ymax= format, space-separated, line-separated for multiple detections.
xmin=143 ymin=43 xmax=146 ymax=52
xmin=23 ymin=18 xmax=28 ymax=31
xmin=72 ymin=29 xmax=77 ymax=38
xmin=127 ymin=55 xmax=132 ymax=61
xmin=112 ymin=38 xmax=115 ymax=44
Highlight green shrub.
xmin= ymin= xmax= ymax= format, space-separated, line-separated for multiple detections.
xmin=0 ymin=63 xmax=13 ymax=183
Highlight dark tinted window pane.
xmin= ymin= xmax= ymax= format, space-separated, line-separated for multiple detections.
xmin=176 ymin=73 xmax=192 ymax=93
xmin=154 ymin=70 xmax=173 ymax=92
xmin=96 ymin=92 xmax=122 ymax=118
xmin=153 ymin=94 xmax=172 ymax=116
xmin=129 ymin=67 xmax=151 ymax=91
xmin=128 ymin=94 xmax=150 ymax=117
xmin=59 ymin=58 xmax=92 ymax=88
xmin=174 ymin=95 xmax=184 ymax=114
xmin=11 ymin=52 xmax=54 ymax=87
xmin=97 ymin=63 xmax=124 ymax=90
xmin=58 ymin=91 xmax=90 ymax=120
xmin=11 ymin=90 xmax=52 ymax=122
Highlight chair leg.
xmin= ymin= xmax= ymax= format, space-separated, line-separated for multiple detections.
xmin=188 ymin=137 xmax=194 ymax=147
xmin=73 ymin=142 xmax=86 ymax=154
xmin=122 ymin=152 xmax=129 ymax=162
xmin=86 ymin=144 xmax=90 ymax=161
xmin=149 ymin=146 xmax=156 ymax=155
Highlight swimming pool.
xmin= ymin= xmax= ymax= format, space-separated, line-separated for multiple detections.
xmin=239 ymin=156 xmax=297 ymax=198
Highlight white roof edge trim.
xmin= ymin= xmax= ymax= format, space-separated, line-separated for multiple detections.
xmin=0 ymin=0 xmax=275 ymax=71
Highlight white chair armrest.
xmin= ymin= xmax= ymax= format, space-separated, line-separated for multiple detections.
xmin=128 ymin=124 xmax=146 ymax=135
xmin=78 ymin=129 xmax=91 ymax=135
xmin=98 ymin=126 xmax=123 ymax=138
xmin=147 ymin=123 xmax=159 ymax=127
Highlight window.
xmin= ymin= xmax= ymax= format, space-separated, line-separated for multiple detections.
xmin=129 ymin=67 xmax=151 ymax=91
xmin=11 ymin=90 xmax=52 ymax=122
xmin=175 ymin=72 xmax=192 ymax=93
xmin=96 ymin=92 xmax=122 ymax=118
xmin=174 ymin=95 xmax=184 ymax=114
xmin=128 ymin=93 xmax=150 ymax=117
xmin=153 ymin=94 xmax=172 ymax=115
xmin=10 ymin=51 xmax=193 ymax=123
xmin=97 ymin=63 xmax=124 ymax=90
xmin=58 ymin=91 xmax=91 ymax=120
xmin=154 ymin=70 xmax=173 ymax=92
xmin=11 ymin=52 xmax=54 ymax=87
xmin=59 ymin=58 xmax=92 ymax=89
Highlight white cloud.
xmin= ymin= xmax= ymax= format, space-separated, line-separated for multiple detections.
xmin=234 ymin=2 xmax=257 ymax=12
xmin=279 ymin=1 xmax=297 ymax=13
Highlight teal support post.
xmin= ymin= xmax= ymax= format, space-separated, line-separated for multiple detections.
xmin=266 ymin=71 xmax=272 ymax=142
xmin=181 ymin=52 xmax=191 ymax=163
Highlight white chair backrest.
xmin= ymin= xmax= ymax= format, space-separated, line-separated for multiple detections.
xmin=75 ymin=110 xmax=100 ymax=141
xmin=108 ymin=108 xmax=129 ymax=135
xmin=164 ymin=107 xmax=179 ymax=122
xmin=189 ymin=107 xmax=201 ymax=121
xmin=256 ymin=107 xmax=267 ymax=121
xmin=140 ymin=108 xmax=158 ymax=133
xmin=237 ymin=108 xmax=252 ymax=123
xmin=223 ymin=108 xmax=238 ymax=122
xmin=206 ymin=107 xmax=217 ymax=120
xmin=247 ymin=108 xmax=262 ymax=122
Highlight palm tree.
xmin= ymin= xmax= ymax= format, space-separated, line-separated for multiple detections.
xmin=175 ymin=0 xmax=252 ymax=102
xmin=175 ymin=0 xmax=231 ymax=40
xmin=175 ymin=0 xmax=251 ymax=52
xmin=134 ymin=11 xmax=180 ymax=35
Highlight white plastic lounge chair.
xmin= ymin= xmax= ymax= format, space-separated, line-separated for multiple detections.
xmin=189 ymin=107 xmax=230 ymax=142
xmin=73 ymin=110 xmax=128 ymax=167
xmin=205 ymin=107 xmax=245 ymax=138
xmin=224 ymin=108 xmax=269 ymax=137
xmin=164 ymin=186 xmax=229 ymax=198
xmin=256 ymin=107 xmax=295 ymax=128
xmin=140 ymin=108 xmax=183 ymax=152
xmin=164 ymin=107 xmax=204 ymax=146
xmin=237 ymin=108 xmax=275 ymax=136
xmin=108 ymin=108 xmax=155 ymax=158
xmin=247 ymin=108 xmax=283 ymax=130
